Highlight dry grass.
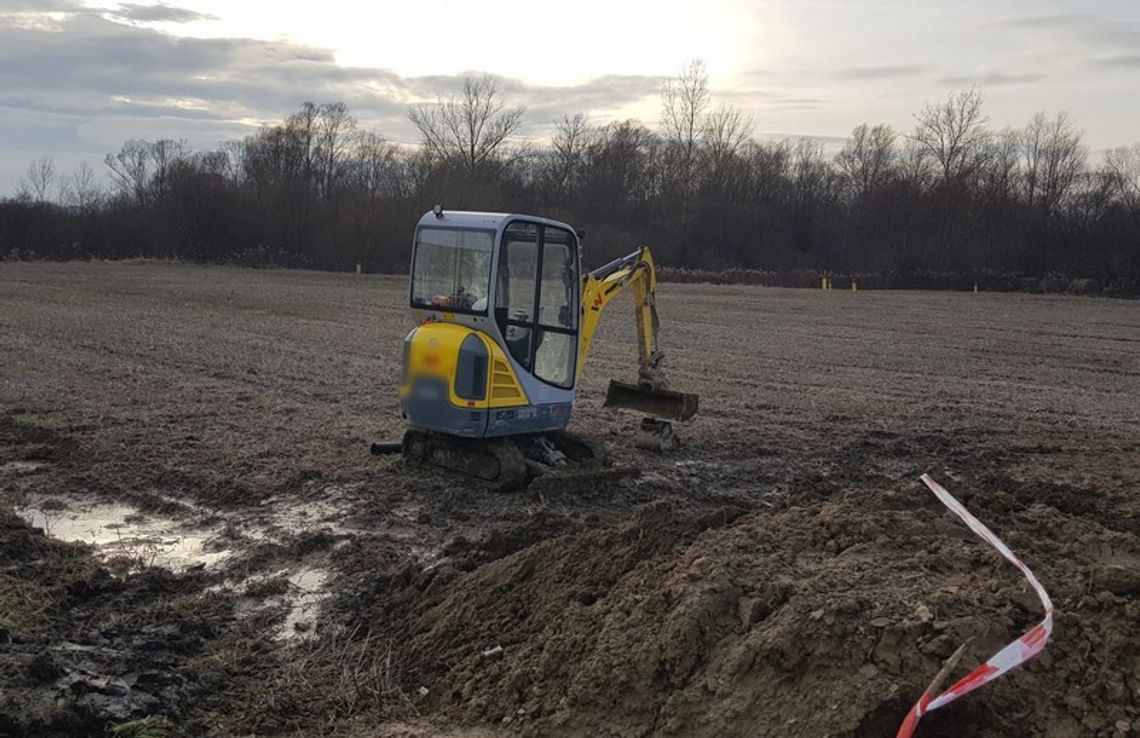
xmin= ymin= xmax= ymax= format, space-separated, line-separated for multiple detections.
xmin=266 ymin=625 xmax=420 ymax=722
xmin=9 ymin=410 xmax=65 ymax=430
xmin=108 ymin=716 xmax=173 ymax=738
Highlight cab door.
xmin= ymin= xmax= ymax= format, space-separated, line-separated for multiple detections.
xmin=494 ymin=221 xmax=579 ymax=390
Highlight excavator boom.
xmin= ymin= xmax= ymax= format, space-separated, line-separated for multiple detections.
xmin=579 ymin=247 xmax=699 ymax=423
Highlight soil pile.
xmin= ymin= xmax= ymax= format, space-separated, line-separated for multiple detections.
xmin=340 ymin=482 xmax=1140 ymax=738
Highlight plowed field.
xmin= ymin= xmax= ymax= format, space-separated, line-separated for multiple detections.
xmin=2 ymin=261 xmax=1138 ymax=737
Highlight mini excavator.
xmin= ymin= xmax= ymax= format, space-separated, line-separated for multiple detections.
xmin=372 ymin=207 xmax=698 ymax=488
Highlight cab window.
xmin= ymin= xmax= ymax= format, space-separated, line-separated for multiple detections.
xmin=411 ymin=227 xmax=493 ymax=313
xmin=496 ymin=223 xmax=539 ymax=369
xmin=539 ymin=228 xmax=576 ymax=330
xmin=494 ymin=221 xmax=578 ymax=388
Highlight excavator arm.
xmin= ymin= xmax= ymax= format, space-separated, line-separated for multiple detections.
xmin=578 ymin=246 xmax=698 ymax=424
xmin=579 ymin=246 xmax=663 ymax=388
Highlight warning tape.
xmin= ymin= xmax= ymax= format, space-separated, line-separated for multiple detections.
xmin=896 ymin=474 xmax=1054 ymax=738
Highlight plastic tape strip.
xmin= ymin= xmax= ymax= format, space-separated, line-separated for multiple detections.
xmin=896 ymin=474 xmax=1054 ymax=738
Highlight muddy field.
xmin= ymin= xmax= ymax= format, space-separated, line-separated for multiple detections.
xmin=1 ymin=261 xmax=1138 ymax=738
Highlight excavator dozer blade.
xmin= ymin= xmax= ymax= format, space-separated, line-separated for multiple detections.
xmin=604 ymin=380 xmax=699 ymax=422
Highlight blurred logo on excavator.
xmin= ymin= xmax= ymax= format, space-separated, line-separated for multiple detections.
xmin=413 ymin=382 xmax=441 ymax=401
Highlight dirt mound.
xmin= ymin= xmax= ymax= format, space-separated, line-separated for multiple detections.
xmin=335 ymin=483 xmax=1139 ymax=737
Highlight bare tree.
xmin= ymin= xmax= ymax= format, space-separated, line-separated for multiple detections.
xmin=20 ymin=157 xmax=56 ymax=203
xmin=1068 ymin=164 xmax=1115 ymax=232
xmin=315 ymin=101 xmax=358 ymax=198
xmin=548 ymin=113 xmax=593 ymax=198
xmin=659 ymin=60 xmax=711 ymax=257
xmin=408 ymin=75 xmax=525 ymax=173
xmin=746 ymin=140 xmax=794 ymax=201
xmin=836 ymin=123 xmax=896 ymax=198
xmin=149 ymin=139 xmax=188 ymax=205
xmin=7 ymin=94 xmax=1140 ymax=293
xmin=583 ymin=120 xmax=656 ymax=216
xmin=703 ymin=104 xmax=753 ymax=172
xmin=980 ymin=127 xmax=1022 ymax=202
xmin=897 ymin=138 xmax=934 ymax=190
xmin=1104 ymin=143 xmax=1140 ymax=213
xmin=105 ymin=140 xmax=152 ymax=207
xmin=911 ymin=87 xmax=990 ymax=182
xmin=351 ymin=131 xmax=400 ymax=200
xmin=661 ymin=59 xmax=710 ymax=160
xmin=1021 ymin=111 xmax=1087 ymax=216
xmin=219 ymin=139 xmax=244 ymax=184
xmin=61 ymin=161 xmax=102 ymax=212
xmin=288 ymin=102 xmax=320 ymax=183
xmin=791 ymin=138 xmax=837 ymax=203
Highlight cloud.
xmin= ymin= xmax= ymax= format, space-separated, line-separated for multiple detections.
xmin=0 ymin=0 xmax=84 ymax=11
xmin=1096 ymin=53 xmax=1140 ymax=68
xmin=716 ymin=86 xmax=829 ymax=112
xmin=983 ymin=13 xmax=1090 ymax=31
xmin=75 ymin=114 xmax=250 ymax=149
xmin=109 ymin=3 xmax=217 ymax=24
xmin=937 ymin=71 xmax=1047 ymax=87
xmin=0 ymin=3 xmax=671 ymax=180
xmin=981 ymin=13 xmax=1140 ymax=52
xmin=835 ymin=64 xmax=930 ymax=81
xmin=761 ymin=132 xmax=848 ymax=144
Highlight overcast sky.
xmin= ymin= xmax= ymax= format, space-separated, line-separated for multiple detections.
xmin=1 ymin=0 xmax=1138 ymax=194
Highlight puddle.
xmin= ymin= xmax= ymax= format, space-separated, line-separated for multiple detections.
xmin=17 ymin=489 xmax=351 ymax=641
xmin=257 ymin=487 xmax=362 ymax=538
xmin=222 ymin=563 xmax=332 ymax=641
xmin=280 ymin=566 xmax=330 ymax=640
xmin=16 ymin=496 xmax=231 ymax=572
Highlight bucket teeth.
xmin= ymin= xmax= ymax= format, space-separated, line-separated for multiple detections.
xmin=604 ymin=380 xmax=699 ymax=421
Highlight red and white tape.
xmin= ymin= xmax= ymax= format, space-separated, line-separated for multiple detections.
xmin=896 ymin=474 xmax=1054 ymax=738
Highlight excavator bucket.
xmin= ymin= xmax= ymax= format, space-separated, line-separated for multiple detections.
xmin=604 ymin=380 xmax=699 ymax=422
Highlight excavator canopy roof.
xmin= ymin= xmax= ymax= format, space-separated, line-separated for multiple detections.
xmin=417 ymin=209 xmax=578 ymax=234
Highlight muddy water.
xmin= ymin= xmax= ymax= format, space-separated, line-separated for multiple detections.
xmin=16 ymin=495 xmax=232 ymax=571
xmin=15 ymin=491 xmax=347 ymax=642
xmin=280 ymin=565 xmax=331 ymax=639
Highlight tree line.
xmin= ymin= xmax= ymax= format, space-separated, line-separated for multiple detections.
xmin=2 ymin=61 xmax=1139 ymax=294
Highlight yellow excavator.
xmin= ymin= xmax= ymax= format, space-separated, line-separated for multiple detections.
xmin=373 ymin=207 xmax=698 ymax=488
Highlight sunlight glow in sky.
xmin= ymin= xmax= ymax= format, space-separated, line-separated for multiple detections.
xmin=141 ymin=0 xmax=773 ymax=87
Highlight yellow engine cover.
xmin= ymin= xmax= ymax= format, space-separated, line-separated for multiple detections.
xmin=400 ymin=321 xmax=528 ymax=410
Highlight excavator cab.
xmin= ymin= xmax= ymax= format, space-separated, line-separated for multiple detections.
xmin=402 ymin=211 xmax=582 ymax=440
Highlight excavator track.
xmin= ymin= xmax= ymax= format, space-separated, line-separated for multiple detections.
xmin=400 ymin=428 xmax=608 ymax=491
